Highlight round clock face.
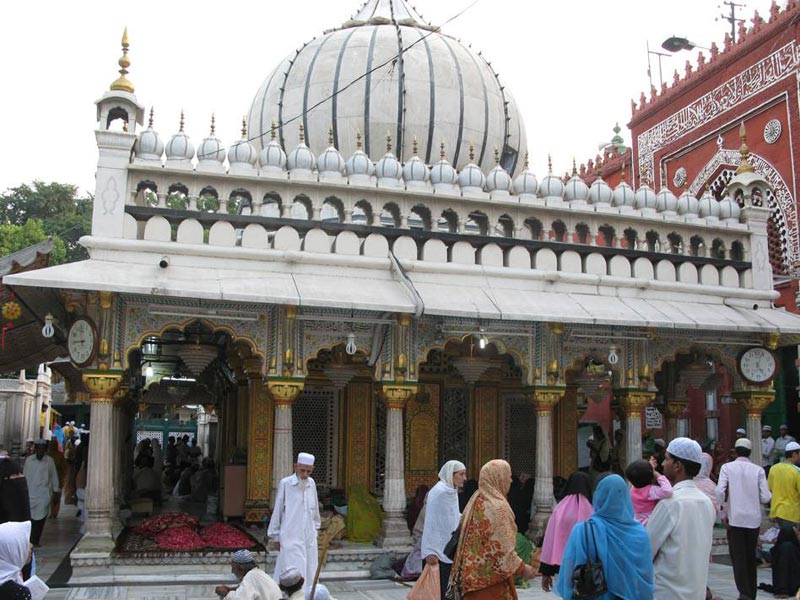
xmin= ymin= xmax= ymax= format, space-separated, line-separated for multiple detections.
xmin=68 ymin=318 xmax=97 ymax=367
xmin=738 ymin=347 xmax=777 ymax=385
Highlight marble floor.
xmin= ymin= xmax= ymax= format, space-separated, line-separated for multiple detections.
xmin=37 ymin=509 xmax=773 ymax=600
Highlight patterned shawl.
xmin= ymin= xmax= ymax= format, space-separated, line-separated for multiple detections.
xmin=451 ymin=459 xmax=522 ymax=596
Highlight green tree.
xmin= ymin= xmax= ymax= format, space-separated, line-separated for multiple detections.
xmin=0 ymin=219 xmax=66 ymax=264
xmin=0 ymin=181 xmax=92 ymax=264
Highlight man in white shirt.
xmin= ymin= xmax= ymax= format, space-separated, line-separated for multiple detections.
xmin=23 ymin=440 xmax=60 ymax=546
xmin=268 ymin=452 xmax=321 ymax=596
xmin=647 ymin=437 xmax=715 ymax=600
xmin=772 ymin=424 xmax=796 ymax=464
xmin=214 ymin=549 xmax=281 ymax=600
xmin=716 ymin=437 xmax=771 ymax=600
xmin=761 ymin=425 xmax=775 ymax=470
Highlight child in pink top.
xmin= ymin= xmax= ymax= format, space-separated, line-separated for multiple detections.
xmin=625 ymin=457 xmax=673 ymax=525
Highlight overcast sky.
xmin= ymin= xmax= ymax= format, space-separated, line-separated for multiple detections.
xmin=0 ymin=0 xmax=778 ymax=196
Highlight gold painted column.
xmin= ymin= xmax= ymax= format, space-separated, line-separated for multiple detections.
xmin=733 ymin=388 xmax=775 ymax=458
xmin=528 ymin=386 xmax=564 ymax=537
xmin=664 ymin=401 xmax=688 ymax=441
xmin=614 ymin=389 xmax=655 ymax=468
xmin=344 ymin=381 xmax=374 ymax=492
xmin=377 ymin=383 xmax=416 ymax=548
xmin=244 ymin=359 xmax=273 ymax=523
xmin=75 ymin=370 xmax=122 ymax=555
xmin=268 ymin=378 xmax=304 ymax=505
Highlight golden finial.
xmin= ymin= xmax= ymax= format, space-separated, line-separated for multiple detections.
xmin=572 ymin=158 xmax=578 ymax=176
xmin=620 ymin=160 xmax=626 ymax=183
xmin=110 ymin=27 xmax=134 ymax=93
xmin=270 ymin=119 xmax=277 ymax=141
xmin=736 ymin=121 xmax=755 ymax=174
xmin=386 ymin=131 xmax=392 ymax=153
xmin=148 ymin=107 xmax=154 ymax=129
xmin=298 ymin=122 xmax=305 ymax=144
xmin=241 ymin=116 xmax=247 ymax=138
xmin=547 ymin=154 xmax=553 ymax=173
xmin=412 ymin=135 xmax=418 ymax=155
xmin=210 ymin=114 xmax=216 ymax=136
xmin=356 ymin=129 xmax=363 ymax=150
xmin=440 ymin=140 xmax=446 ymax=160
xmin=328 ymin=124 xmax=334 ymax=146
xmin=494 ymin=146 xmax=500 ymax=165
xmin=466 ymin=143 xmax=473 ymax=162
xmin=179 ymin=110 xmax=185 ymax=133
xmin=523 ymin=151 xmax=529 ymax=170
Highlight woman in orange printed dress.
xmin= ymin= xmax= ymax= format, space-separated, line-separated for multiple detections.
xmin=448 ymin=459 xmax=536 ymax=599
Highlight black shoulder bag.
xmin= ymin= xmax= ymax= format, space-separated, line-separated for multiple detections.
xmin=443 ymin=523 xmax=460 ymax=559
xmin=571 ymin=520 xmax=607 ymax=599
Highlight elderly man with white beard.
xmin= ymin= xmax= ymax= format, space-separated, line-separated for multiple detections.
xmin=268 ymin=452 xmax=321 ymax=596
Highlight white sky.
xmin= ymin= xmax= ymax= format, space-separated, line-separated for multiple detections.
xmin=0 ymin=0 xmax=778 ymax=196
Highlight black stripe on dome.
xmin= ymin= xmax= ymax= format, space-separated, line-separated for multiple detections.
xmin=363 ymin=27 xmax=379 ymax=157
xmin=278 ymin=47 xmax=302 ymax=150
xmin=465 ymin=44 xmax=490 ymax=168
xmin=419 ymin=30 xmax=436 ymax=165
xmin=393 ymin=27 xmax=406 ymax=155
xmin=303 ymin=35 xmax=333 ymax=144
xmin=331 ymin=28 xmax=358 ymax=149
xmin=440 ymin=36 xmax=464 ymax=166
xmin=257 ymin=64 xmax=281 ymax=151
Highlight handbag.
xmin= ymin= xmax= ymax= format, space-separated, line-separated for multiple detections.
xmin=571 ymin=520 xmax=607 ymax=599
xmin=443 ymin=523 xmax=461 ymax=560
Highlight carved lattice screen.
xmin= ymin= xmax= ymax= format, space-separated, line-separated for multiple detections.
xmin=440 ymin=387 xmax=469 ymax=467
xmin=292 ymin=387 xmax=337 ymax=487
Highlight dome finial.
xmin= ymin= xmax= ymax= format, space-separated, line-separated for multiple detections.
xmin=494 ymin=146 xmax=500 ymax=165
xmin=110 ymin=27 xmax=134 ymax=93
xmin=547 ymin=154 xmax=553 ymax=173
xmin=210 ymin=113 xmax=216 ymax=136
xmin=736 ymin=121 xmax=755 ymax=174
xmin=298 ymin=122 xmax=305 ymax=144
xmin=356 ymin=129 xmax=363 ymax=149
xmin=328 ymin=124 xmax=334 ymax=146
xmin=386 ymin=130 xmax=392 ymax=153
xmin=412 ymin=135 xmax=418 ymax=155
xmin=179 ymin=110 xmax=185 ymax=133
xmin=440 ymin=140 xmax=446 ymax=160
xmin=523 ymin=151 xmax=529 ymax=170
xmin=241 ymin=116 xmax=247 ymax=139
xmin=620 ymin=159 xmax=626 ymax=183
xmin=468 ymin=143 xmax=475 ymax=162
xmin=148 ymin=107 xmax=154 ymax=128
xmin=572 ymin=158 xmax=577 ymax=176
xmin=270 ymin=119 xmax=277 ymax=141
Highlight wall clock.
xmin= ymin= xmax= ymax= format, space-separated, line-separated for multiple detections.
xmin=67 ymin=317 xmax=98 ymax=367
xmin=737 ymin=346 xmax=778 ymax=386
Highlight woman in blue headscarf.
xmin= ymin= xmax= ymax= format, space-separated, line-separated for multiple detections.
xmin=555 ymin=474 xmax=653 ymax=600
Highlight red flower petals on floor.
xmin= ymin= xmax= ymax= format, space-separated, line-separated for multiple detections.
xmin=200 ymin=523 xmax=257 ymax=549
xmin=153 ymin=525 xmax=205 ymax=551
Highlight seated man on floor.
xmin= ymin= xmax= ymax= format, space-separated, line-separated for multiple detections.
xmin=215 ymin=549 xmax=281 ymax=600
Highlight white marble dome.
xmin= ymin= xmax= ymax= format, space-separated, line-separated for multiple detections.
xmin=676 ymin=190 xmax=699 ymax=216
xmin=165 ymin=113 xmax=195 ymax=160
xmin=430 ymin=145 xmax=458 ymax=186
xmin=634 ymin=183 xmax=657 ymax=210
xmin=135 ymin=109 xmax=164 ymax=160
xmin=458 ymin=150 xmax=486 ymax=190
xmin=247 ymin=0 xmax=527 ymax=176
xmin=718 ymin=194 xmax=741 ymax=221
xmin=317 ymin=132 xmax=346 ymax=175
xmin=612 ymin=180 xmax=635 ymax=208
xmin=403 ymin=141 xmax=430 ymax=184
xmin=698 ymin=190 xmax=721 ymax=219
xmin=655 ymin=186 xmax=678 ymax=213
xmin=564 ymin=171 xmax=589 ymax=203
xmin=287 ymin=126 xmax=316 ymax=171
xmin=258 ymin=136 xmax=287 ymax=170
xmin=375 ymin=138 xmax=402 ymax=180
xmin=486 ymin=163 xmax=512 ymax=193
xmin=512 ymin=156 xmax=538 ymax=195
xmin=588 ymin=177 xmax=612 ymax=205
xmin=227 ymin=120 xmax=258 ymax=166
xmin=197 ymin=117 xmax=225 ymax=165
xmin=346 ymin=137 xmax=375 ymax=178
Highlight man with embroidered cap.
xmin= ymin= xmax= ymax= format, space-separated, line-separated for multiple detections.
xmin=278 ymin=567 xmax=305 ymax=600
xmin=716 ymin=437 xmax=771 ymax=600
xmin=214 ymin=549 xmax=281 ymax=600
xmin=268 ymin=452 xmax=321 ymax=596
xmin=646 ymin=437 xmax=715 ymax=600
xmin=767 ymin=439 xmax=800 ymax=528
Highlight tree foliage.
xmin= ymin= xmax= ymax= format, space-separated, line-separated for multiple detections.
xmin=0 ymin=181 xmax=92 ymax=264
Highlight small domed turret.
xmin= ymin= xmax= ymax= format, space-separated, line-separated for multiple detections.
xmin=165 ymin=111 xmax=195 ymax=169
xmin=512 ymin=153 xmax=538 ymax=199
xmin=287 ymin=124 xmax=316 ymax=179
xmin=537 ymin=156 xmax=564 ymax=201
xmin=258 ymin=120 xmax=287 ymax=176
xmin=196 ymin=114 xmax=225 ymax=173
xmin=612 ymin=166 xmax=635 ymax=210
xmin=375 ymin=132 xmax=402 ymax=187
xmin=634 ymin=180 xmax=657 ymax=211
xmin=718 ymin=192 xmax=741 ymax=223
xmin=655 ymin=183 xmax=678 ymax=215
xmin=134 ymin=108 xmax=164 ymax=162
xmin=676 ymin=188 xmax=699 ymax=217
xmin=458 ymin=145 xmax=486 ymax=196
xmin=698 ymin=189 xmax=720 ymax=221
xmin=430 ymin=142 xmax=458 ymax=193
xmin=564 ymin=160 xmax=589 ymax=204
xmin=403 ymin=137 xmax=430 ymax=189
xmin=227 ymin=117 xmax=258 ymax=175
xmin=588 ymin=173 xmax=612 ymax=206
xmin=317 ymin=126 xmax=346 ymax=181
xmin=345 ymin=130 xmax=375 ymax=185
xmin=486 ymin=147 xmax=512 ymax=198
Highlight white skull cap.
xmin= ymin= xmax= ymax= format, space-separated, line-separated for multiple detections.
xmin=666 ymin=437 xmax=703 ymax=464
xmin=297 ymin=452 xmax=315 ymax=466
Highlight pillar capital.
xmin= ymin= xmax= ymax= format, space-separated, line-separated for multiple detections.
xmin=381 ymin=383 xmax=418 ymax=410
xmin=663 ymin=400 xmax=688 ymax=419
xmin=82 ymin=370 xmax=123 ymax=403
xmin=528 ymin=386 xmax=565 ymax=414
xmin=266 ymin=378 xmax=305 ymax=407
xmin=113 ymin=385 xmax=129 ymax=407
xmin=613 ymin=389 xmax=655 ymax=417
xmin=242 ymin=357 xmax=264 ymax=380
xmin=733 ymin=388 xmax=775 ymax=417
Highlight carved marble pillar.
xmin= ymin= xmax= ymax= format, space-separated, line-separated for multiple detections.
xmin=377 ymin=383 xmax=416 ymax=548
xmin=111 ymin=386 xmax=128 ymax=534
xmin=75 ymin=371 xmax=122 ymax=555
xmin=528 ymin=386 xmax=564 ymax=538
xmin=268 ymin=379 xmax=304 ymax=505
xmin=664 ymin=401 xmax=688 ymax=441
xmin=245 ymin=360 xmax=273 ymax=523
xmin=614 ymin=390 xmax=655 ymax=468
xmin=734 ymin=388 xmax=775 ymax=455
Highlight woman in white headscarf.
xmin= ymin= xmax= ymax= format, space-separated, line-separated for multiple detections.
xmin=0 ymin=521 xmax=32 ymax=600
xmin=421 ymin=460 xmax=466 ymax=600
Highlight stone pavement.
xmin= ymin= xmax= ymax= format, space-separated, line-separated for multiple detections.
xmin=37 ymin=508 xmax=772 ymax=600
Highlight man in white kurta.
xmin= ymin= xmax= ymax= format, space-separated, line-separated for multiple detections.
xmin=215 ymin=549 xmax=281 ymax=600
xmin=23 ymin=440 xmax=60 ymax=545
xmin=647 ymin=437 xmax=715 ymax=600
xmin=268 ymin=452 xmax=321 ymax=595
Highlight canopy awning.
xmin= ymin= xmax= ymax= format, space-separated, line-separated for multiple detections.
xmin=5 ymin=253 xmax=800 ymax=336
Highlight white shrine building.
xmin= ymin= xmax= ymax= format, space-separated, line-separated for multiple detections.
xmin=5 ymin=0 xmax=800 ymax=580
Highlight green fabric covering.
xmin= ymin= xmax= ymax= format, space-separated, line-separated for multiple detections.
xmin=345 ymin=484 xmax=383 ymax=542
xmin=514 ymin=532 xmax=533 ymax=588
